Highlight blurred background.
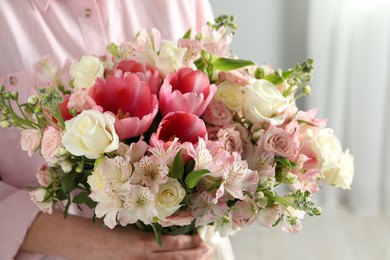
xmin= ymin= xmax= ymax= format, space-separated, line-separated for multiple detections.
xmin=210 ymin=0 xmax=390 ymax=259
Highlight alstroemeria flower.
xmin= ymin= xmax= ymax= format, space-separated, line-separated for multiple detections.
xmin=159 ymin=68 xmax=217 ymax=117
xmin=150 ymin=111 xmax=207 ymax=146
xmin=114 ymin=60 xmax=160 ymax=95
xmin=89 ymin=73 xmax=159 ymax=139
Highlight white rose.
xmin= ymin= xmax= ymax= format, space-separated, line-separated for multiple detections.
xmin=62 ymin=110 xmax=119 ymax=159
xmin=156 ymin=178 xmax=186 ymax=219
xmin=30 ymin=188 xmax=54 ymax=214
xmin=69 ymin=55 xmax=104 ymax=89
xmin=154 ymin=41 xmax=187 ymax=76
xmin=317 ymin=128 xmax=354 ymax=189
xmin=243 ymin=79 xmax=289 ymax=125
xmin=215 ymin=81 xmax=245 ymax=111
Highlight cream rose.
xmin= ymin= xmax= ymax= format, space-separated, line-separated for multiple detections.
xmin=62 ymin=110 xmax=119 ymax=159
xmin=156 ymin=178 xmax=186 ymax=219
xmin=69 ymin=55 xmax=104 ymax=89
xmin=243 ymin=79 xmax=289 ymax=125
xmin=215 ymin=81 xmax=245 ymax=111
xmin=317 ymin=128 xmax=354 ymax=189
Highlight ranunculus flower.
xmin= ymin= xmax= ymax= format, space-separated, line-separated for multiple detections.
xmin=41 ymin=126 xmax=62 ymax=164
xmin=115 ymin=60 xmax=160 ymax=95
xmin=89 ymin=73 xmax=159 ymax=139
xmin=20 ymin=128 xmax=41 ymax=157
xmin=62 ymin=110 xmax=119 ymax=159
xmin=150 ymin=112 xmax=207 ymax=146
xmin=159 ymin=68 xmax=217 ymax=117
xmin=156 ymin=178 xmax=186 ymax=219
xmin=243 ymin=79 xmax=289 ymax=125
xmin=69 ymin=55 xmax=104 ymax=89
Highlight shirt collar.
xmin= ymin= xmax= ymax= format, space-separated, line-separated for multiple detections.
xmin=31 ymin=0 xmax=52 ymax=12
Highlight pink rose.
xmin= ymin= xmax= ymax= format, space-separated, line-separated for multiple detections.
xmin=202 ymin=99 xmax=232 ymax=126
xmin=159 ymin=68 xmax=217 ymax=117
xmin=36 ymin=165 xmax=53 ymax=186
xmin=88 ymin=72 xmax=159 ymax=139
xmin=20 ymin=128 xmax=41 ymax=157
xmin=261 ymin=127 xmax=296 ymax=158
xmin=30 ymin=188 xmax=54 ymax=214
xmin=67 ymin=88 xmax=95 ymax=113
xmin=41 ymin=126 xmax=62 ymax=164
xmin=158 ymin=210 xmax=195 ymax=227
xmin=217 ymin=127 xmax=243 ymax=154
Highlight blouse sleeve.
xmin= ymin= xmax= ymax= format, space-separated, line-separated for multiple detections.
xmin=0 ymin=181 xmax=41 ymax=260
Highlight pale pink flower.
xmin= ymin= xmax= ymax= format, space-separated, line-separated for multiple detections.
xmin=243 ymin=142 xmax=275 ymax=177
xmin=148 ymin=137 xmax=182 ymax=166
xmin=231 ymin=200 xmax=257 ymax=229
xmin=281 ymin=207 xmax=305 ymax=234
xmin=191 ymin=191 xmax=228 ymax=227
xmin=297 ymin=108 xmax=328 ymax=130
xmin=92 ymin=190 xmax=122 ymax=229
xmin=67 ymin=88 xmax=95 ymax=113
xmin=202 ymin=99 xmax=232 ymax=126
xmin=117 ymin=138 xmax=148 ymax=163
xmin=36 ymin=165 xmax=53 ymax=186
xmin=41 ymin=126 xmax=62 ymax=164
xmin=256 ymin=205 xmax=281 ymax=228
xmin=217 ymin=153 xmax=259 ymax=201
xmin=118 ymin=184 xmax=157 ymax=225
xmin=261 ymin=127 xmax=297 ymax=158
xmin=20 ymin=128 xmax=41 ymax=157
xmin=218 ymin=70 xmax=249 ymax=86
xmin=200 ymin=25 xmax=232 ymax=56
xmin=217 ymin=127 xmax=243 ymax=154
xmin=178 ymin=38 xmax=202 ymax=66
xmin=29 ymin=188 xmax=53 ymax=214
xmin=130 ymin=156 xmax=169 ymax=193
xmin=159 ymin=68 xmax=217 ymax=117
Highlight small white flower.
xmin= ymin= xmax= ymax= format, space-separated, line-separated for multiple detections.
xmin=69 ymin=55 xmax=104 ymax=89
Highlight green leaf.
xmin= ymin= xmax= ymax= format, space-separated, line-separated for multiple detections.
xmin=182 ymin=29 xmax=192 ymax=39
xmin=264 ymin=69 xmax=295 ymax=85
xmin=185 ymin=169 xmax=210 ymax=188
xmin=86 ymin=198 xmax=97 ymax=209
xmin=61 ymin=172 xmax=77 ymax=194
xmin=275 ymin=157 xmax=292 ymax=169
xmin=107 ymin=42 xmax=120 ymax=58
xmin=150 ymin=223 xmax=162 ymax=247
xmin=72 ymin=191 xmax=90 ymax=204
xmin=212 ymin=57 xmax=255 ymax=71
xmin=169 ymin=151 xmax=184 ymax=179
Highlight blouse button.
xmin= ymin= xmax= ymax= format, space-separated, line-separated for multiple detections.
xmin=84 ymin=8 xmax=92 ymax=18
xmin=9 ymin=76 xmax=17 ymax=85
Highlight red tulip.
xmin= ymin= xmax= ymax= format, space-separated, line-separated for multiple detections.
xmin=150 ymin=112 xmax=207 ymax=146
xmin=89 ymin=74 xmax=159 ymax=139
xmin=159 ymin=68 xmax=217 ymax=117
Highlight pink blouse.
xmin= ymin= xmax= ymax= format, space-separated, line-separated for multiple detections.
xmin=0 ymin=1 xmax=213 ymax=259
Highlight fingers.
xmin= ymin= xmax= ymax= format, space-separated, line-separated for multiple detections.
xmin=151 ymin=233 xmax=203 ymax=252
xmin=150 ymin=243 xmax=214 ymax=260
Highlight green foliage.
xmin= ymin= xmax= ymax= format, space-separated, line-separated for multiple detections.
xmin=185 ymin=169 xmax=210 ymax=188
xmin=169 ymin=151 xmax=184 ymax=179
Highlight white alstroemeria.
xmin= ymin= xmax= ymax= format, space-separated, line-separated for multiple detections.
xmin=154 ymin=41 xmax=187 ymax=76
xmin=118 ymin=184 xmax=157 ymax=225
xmin=130 ymin=156 xmax=169 ymax=193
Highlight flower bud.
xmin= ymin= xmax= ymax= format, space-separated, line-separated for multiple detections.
xmin=312 ymin=207 xmax=322 ymax=216
xmin=75 ymin=163 xmax=84 ymax=173
xmin=3 ymin=92 xmax=10 ymax=99
xmin=28 ymin=95 xmax=39 ymax=106
xmin=57 ymin=147 xmax=69 ymax=157
xmin=2 ymin=107 xmax=10 ymax=115
xmin=10 ymin=91 xmax=18 ymax=100
xmin=34 ymin=106 xmax=43 ymax=114
xmin=255 ymin=191 xmax=265 ymax=200
xmin=0 ymin=85 xmax=5 ymax=92
xmin=0 ymin=120 xmax=11 ymax=128
xmin=303 ymin=85 xmax=311 ymax=96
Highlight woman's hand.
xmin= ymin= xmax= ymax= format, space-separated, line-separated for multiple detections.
xmin=21 ymin=210 xmax=214 ymax=260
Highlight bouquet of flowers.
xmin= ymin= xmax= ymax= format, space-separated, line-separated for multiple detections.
xmin=0 ymin=15 xmax=354 ymax=245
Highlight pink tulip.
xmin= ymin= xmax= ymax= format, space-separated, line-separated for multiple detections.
xmin=89 ymin=74 xmax=159 ymax=139
xmin=159 ymin=68 xmax=217 ymax=117
xmin=150 ymin=112 xmax=207 ymax=146
xmin=115 ymin=60 xmax=161 ymax=95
